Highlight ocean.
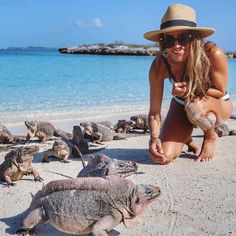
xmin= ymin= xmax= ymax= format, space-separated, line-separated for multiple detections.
xmin=0 ymin=49 xmax=235 ymax=128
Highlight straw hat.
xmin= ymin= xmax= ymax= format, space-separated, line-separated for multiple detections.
xmin=144 ymin=4 xmax=215 ymax=42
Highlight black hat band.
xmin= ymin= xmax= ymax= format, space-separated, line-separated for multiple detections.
xmin=161 ymin=20 xmax=196 ymax=30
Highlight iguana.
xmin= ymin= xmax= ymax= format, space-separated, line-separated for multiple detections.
xmin=115 ymin=119 xmax=134 ymax=133
xmin=0 ymin=123 xmax=25 ymax=144
xmin=24 ymin=120 xmax=72 ymax=143
xmin=214 ymin=123 xmax=236 ymax=137
xmin=17 ymin=177 xmax=160 ymax=236
xmin=77 ymin=153 xmax=138 ymax=177
xmin=130 ymin=114 xmax=149 ymax=134
xmin=42 ymin=138 xmax=85 ymax=164
xmin=80 ymin=122 xmax=126 ymax=142
xmin=0 ymin=145 xmax=43 ymax=186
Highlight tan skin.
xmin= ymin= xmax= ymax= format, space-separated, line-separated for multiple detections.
xmin=148 ymin=30 xmax=233 ymax=164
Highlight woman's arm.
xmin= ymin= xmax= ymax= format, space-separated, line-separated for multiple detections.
xmin=206 ymin=45 xmax=229 ymax=98
xmin=148 ymin=56 xmax=169 ymax=163
xmin=148 ymin=56 xmax=165 ymax=142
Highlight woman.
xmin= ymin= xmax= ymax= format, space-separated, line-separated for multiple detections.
xmin=144 ymin=4 xmax=233 ymax=164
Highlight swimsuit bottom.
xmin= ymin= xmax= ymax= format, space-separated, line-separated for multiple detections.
xmin=173 ymin=92 xmax=230 ymax=106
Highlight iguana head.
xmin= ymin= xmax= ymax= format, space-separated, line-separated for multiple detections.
xmin=15 ymin=145 xmax=39 ymax=163
xmin=129 ymin=183 xmax=160 ymax=215
xmin=53 ymin=138 xmax=67 ymax=149
xmin=25 ymin=120 xmax=37 ymax=132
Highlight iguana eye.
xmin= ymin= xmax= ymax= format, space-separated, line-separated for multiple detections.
xmin=146 ymin=189 xmax=153 ymax=195
xmin=118 ymin=164 xmax=125 ymax=168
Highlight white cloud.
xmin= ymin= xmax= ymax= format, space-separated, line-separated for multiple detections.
xmin=92 ymin=18 xmax=104 ymax=28
xmin=50 ymin=18 xmax=104 ymax=33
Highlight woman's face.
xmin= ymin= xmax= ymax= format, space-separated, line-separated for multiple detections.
xmin=163 ymin=30 xmax=192 ymax=63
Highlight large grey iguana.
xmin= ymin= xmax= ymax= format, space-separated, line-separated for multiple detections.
xmin=25 ymin=120 xmax=72 ymax=143
xmin=17 ymin=177 xmax=160 ymax=236
xmin=0 ymin=145 xmax=43 ymax=186
xmin=77 ymin=153 xmax=138 ymax=177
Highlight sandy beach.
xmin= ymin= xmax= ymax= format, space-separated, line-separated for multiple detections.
xmin=0 ymin=114 xmax=236 ymax=236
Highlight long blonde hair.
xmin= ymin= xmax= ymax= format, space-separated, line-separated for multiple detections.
xmin=184 ymin=32 xmax=211 ymax=103
xmin=160 ymin=31 xmax=211 ymax=103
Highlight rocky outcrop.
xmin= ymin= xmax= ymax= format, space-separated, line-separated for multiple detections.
xmin=225 ymin=52 xmax=236 ymax=58
xmin=58 ymin=44 xmax=236 ymax=58
xmin=58 ymin=44 xmax=159 ymax=56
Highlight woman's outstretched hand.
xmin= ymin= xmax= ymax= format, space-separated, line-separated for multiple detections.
xmin=148 ymin=138 xmax=170 ymax=164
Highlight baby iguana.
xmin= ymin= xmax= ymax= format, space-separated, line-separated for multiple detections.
xmin=77 ymin=153 xmax=138 ymax=177
xmin=80 ymin=121 xmax=126 ymax=142
xmin=42 ymin=138 xmax=85 ymax=164
xmin=0 ymin=145 xmax=43 ymax=186
xmin=25 ymin=120 xmax=72 ymax=143
xmin=0 ymin=123 xmax=25 ymax=144
xmin=214 ymin=123 xmax=236 ymax=137
xmin=17 ymin=177 xmax=160 ymax=236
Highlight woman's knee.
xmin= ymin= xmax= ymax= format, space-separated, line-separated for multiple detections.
xmin=185 ymin=100 xmax=216 ymax=131
xmin=162 ymin=143 xmax=182 ymax=161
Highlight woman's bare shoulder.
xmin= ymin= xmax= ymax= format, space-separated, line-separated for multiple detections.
xmin=205 ymin=42 xmax=226 ymax=60
xmin=149 ymin=54 xmax=168 ymax=81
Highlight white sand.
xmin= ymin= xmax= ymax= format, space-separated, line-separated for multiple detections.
xmin=0 ymin=118 xmax=236 ymax=236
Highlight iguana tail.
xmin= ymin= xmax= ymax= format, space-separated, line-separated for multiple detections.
xmin=54 ymin=129 xmax=73 ymax=139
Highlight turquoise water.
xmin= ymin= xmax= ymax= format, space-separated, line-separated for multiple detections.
xmin=0 ymin=50 xmax=235 ymax=124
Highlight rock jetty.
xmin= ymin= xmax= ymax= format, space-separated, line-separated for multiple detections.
xmin=58 ymin=44 xmax=236 ymax=58
xmin=58 ymin=44 xmax=159 ymax=56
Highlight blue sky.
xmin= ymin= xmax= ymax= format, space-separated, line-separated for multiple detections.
xmin=0 ymin=0 xmax=236 ymax=51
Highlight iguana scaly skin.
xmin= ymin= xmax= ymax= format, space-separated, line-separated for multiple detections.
xmin=0 ymin=145 xmax=43 ymax=186
xmin=17 ymin=177 xmax=160 ymax=236
xmin=130 ymin=114 xmax=149 ymax=134
xmin=115 ymin=119 xmax=134 ymax=133
xmin=25 ymin=120 xmax=72 ymax=143
xmin=214 ymin=123 xmax=236 ymax=137
xmin=77 ymin=153 xmax=138 ymax=177
xmin=0 ymin=123 xmax=25 ymax=144
xmin=80 ymin=122 xmax=126 ymax=142
xmin=42 ymin=138 xmax=84 ymax=164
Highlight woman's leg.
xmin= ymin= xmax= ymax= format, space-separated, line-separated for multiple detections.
xmin=159 ymin=99 xmax=194 ymax=162
xmin=185 ymin=97 xmax=233 ymax=161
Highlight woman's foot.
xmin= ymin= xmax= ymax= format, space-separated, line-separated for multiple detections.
xmin=196 ymin=130 xmax=218 ymax=162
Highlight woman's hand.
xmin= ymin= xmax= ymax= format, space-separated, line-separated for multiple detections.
xmin=172 ymin=82 xmax=187 ymax=97
xmin=148 ymin=138 xmax=170 ymax=164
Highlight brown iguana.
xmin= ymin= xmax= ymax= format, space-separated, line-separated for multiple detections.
xmin=0 ymin=123 xmax=26 ymax=144
xmin=130 ymin=114 xmax=149 ymax=134
xmin=25 ymin=120 xmax=72 ymax=143
xmin=17 ymin=177 xmax=160 ymax=236
xmin=72 ymin=125 xmax=107 ymax=155
xmin=77 ymin=153 xmax=138 ymax=177
xmin=80 ymin=121 xmax=126 ymax=142
xmin=115 ymin=119 xmax=134 ymax=133
xmin=214 ymin=123 xmax=236 ymax=137
xmin=0 ymin=145 xmax=43 ymax=186
xmin=42 ymin=137 xmax=85 ymax=164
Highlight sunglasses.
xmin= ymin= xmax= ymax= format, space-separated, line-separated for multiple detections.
xmin=161 ymin=33 xmax=193 ymax=48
